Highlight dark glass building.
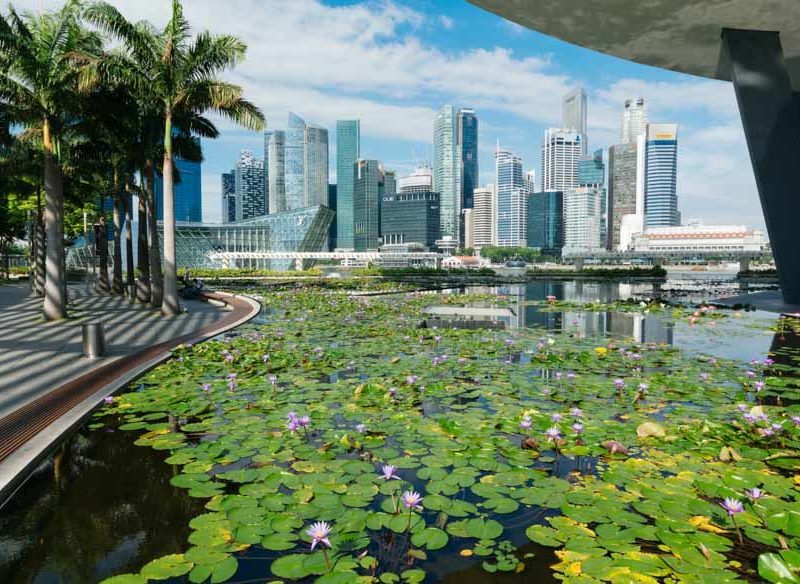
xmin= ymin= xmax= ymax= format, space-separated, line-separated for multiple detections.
xmin=221 ymin=170 xmax=235 ymax=223
xmin=328 ymin=184 xmax=337 ymax=251
xmin=381 ymin=191 xmax=441 ymax=248
xmin=527 ymin=190 xmax=564 ymax=256
xmin=458 ymin=109 xmax=478 ymax=209
xmin=154 ymin=157 xmax=202 ymax=222
xmin=354 ymin=160 xmax=393 ymax=251
xmin=578 ymin=149 xmax=605 ymax=186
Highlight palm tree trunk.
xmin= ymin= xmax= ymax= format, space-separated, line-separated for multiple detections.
xmin=161 ymin=112 xmax=180 ymax=315
xmin=145 ymin=160 xmax=163 ymax=308
xmin=124 ymin=189 xmax=135 ymax=297
xmin=112 ymin=167 xmax=124 ymax=294
xmin=42 ymin=118 xmax=67 ymax=320
xmin=34 ymin=212 xmax=45 ymax=296
xmin=97 ymin=209 xmax=110 ymax=293
xmin=136 ymin=182 xmax=150 ymax=302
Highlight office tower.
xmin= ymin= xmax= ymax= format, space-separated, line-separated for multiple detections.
xmin=564 ymin=186 xmax=604 ymax=251
xmin=304 ymin=124 xmax=329 ymax=207
xmin=463 ymin=208 xmax=475 ymax=249
xmin=458 ymin=109 xmax=478 ymax=209
xmin=495 ymin=146 xmax=529 ymax=247
xmin=285 ymin=112 xmax=306 ymax=210
xmin=154 ymin=158 xmax=202 ymax=222
xmin=398 ymin=165 xmax=433 ymax=193
xmin=381 ymin=191 xmax=441 ymax=248
xmin=472 ymin=185 xmax=495 ymax=248
xmin=336 ymin=120 xmax=360 ymax=250
xmin=563 ymin=88 xmax=587 ymax=153
xmin=263 ymin=130 xmax=271 ymax=211
xmin=221 ymin=171 xmax=235 ymax=223
xmin=578 ymin=149 xmax=605 ymax=186
xmin=607 ymin=143 xmax=638 ymax=250
xmin=434 ymin=105 xmax=462 ymax=242
xmin=644 ymin=123 xmax=679 ymax=227
xmin=267 ymin=130 xmax=286 ymax=214
xmin=328 ymin=184 xmax=337 ymax=251
xmin=527 ymin=190 xmax=564 ymax=256
xmin=621 ymin=97 xmax=647 ymax=144
xmin=234 ymin=150 xmax=266 ymax=221
xmin=541 ymin=128 xmax=582 ymax=192
xmin=353 ymin=160 xmax=390 ymax=251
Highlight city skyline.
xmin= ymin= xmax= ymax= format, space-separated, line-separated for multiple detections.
xmin=19 ymin=0 xmax=761 ymax=229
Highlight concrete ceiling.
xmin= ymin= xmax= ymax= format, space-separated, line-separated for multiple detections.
xmin=467 ymin=0 xmax=800 ymax=89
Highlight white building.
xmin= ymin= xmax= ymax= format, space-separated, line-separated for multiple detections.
xmin=434 ymin=105 xmax=462 ymax=242
xmin=398 ymin=164 xmax=434 ymax=193
xmin=472 ymin=185 xmax=495 ymax=249
xmin=630 ymin=224 xmax=768 ymax=253
xmin=463 ymin=208 xmax=475 ymax=249
xmin=495 ymin=147 xmax=529 ymax=247
xmin=541 ymin=128 xmax=582 ymax=192
xmin=562 ymin=87 xmax=588 ymax=154
xmin=621 ymin=97 xmax=647 ymax=144
xmin=563 ymin=186 xmax=604 ymax=252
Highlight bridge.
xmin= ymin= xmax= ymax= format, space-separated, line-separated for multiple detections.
xmin=208 ymin=251 xmax=442 ymax=271
xmin=561 ymin=249 xmax=772 ymax=272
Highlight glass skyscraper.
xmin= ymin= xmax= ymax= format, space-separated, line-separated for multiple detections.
xmin=527 ymin=190 xmax=564 ymax=256
xmin=495 ymin=147 xmax=529 ymax=247
xmin=154 ymin=157 xmax=202 ymax=223
xmin=285 ymin=112 xmax=306 ymax=211
xmin=221 ymin=170 xmax=235 ymax=223
xmin=267 ymin=130 xmax=286 ymax=214
xmin=644 ymin=123 xmax=679 ymax=227
xmin=434 ymin=105 xmax=461 ymax=243
xmin=336 ymin=120 xmax=360 ymax=250
xmin=234 ymin=150 xmax=266 ymax=221
xmin=578 ymin=149 xmax=605 ymax=186
xmin=562 ymin=88 xmax=587 ymax=154
xmin=381 ymin=191 xmax=440 ymax=248
xmin=354 ymin=160 xmax=389 ymax=251
xmin=304 ymin=124 xmax=329 ymax=208
xmin=458 ymin=109 xmax=478 ymax=210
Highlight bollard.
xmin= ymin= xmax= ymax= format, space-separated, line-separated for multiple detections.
xmin=127 ymin=283 xmax=137 ymax=302
xmin=82 ymin=322 xmax=106 ymax=358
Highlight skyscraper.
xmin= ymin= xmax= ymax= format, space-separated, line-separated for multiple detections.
xmin=434 ymin=105 xmax=462 ymax=243
xmin=527 ymin=191 xmax=564 ymax=256
xmin=563 ymin=186 xmax=604 ymax=251
xmin=354 ymin=160 xmax=390 ymax=251
xmin=578 ymin=149 xmax=605 ymax=187
xmin=328 ymin=184 xmax=337 ymax=251
xmin=263 ymin=129 xmax=271 ymax=212
xmin=268 ymin=131 xmax=286 ymax=214
xmin=221 ymin=170 xmax=235 ymax=224
xmin=285 ymin=112 xmax=306 ymax=210
xmin=621 ymin=98 xmax=647 ymax=144
xmin=304 ymin=124 xmax=329 ymax=207
xmin=458 ymin=109 xmax=478 ymax=209
xmin=234 ymin=150 xmax=266 ymax=221
xmin=336 ymin=120 xmax=360 ymax=250
xmin=154 ymin=158 xmax=202 ymax=223
xmin=495 ymin=146 xmax=529 ymax=247
xmin=472 ymin=185 xmax=495 ymax=249
xmin=398 ymin=165 xmax=433 ymax=193
xmin=607 ymin=143 xmax=638 ymax=250
xmin=563 ymin=88 xmax=587 ymax=153
xmin=381 ymin=191 xmax=440 ymax=248
xmin=541 ymin=128 xmax=582 ymax=192
xmin=644 ymin=123 xmax=679 ymax=227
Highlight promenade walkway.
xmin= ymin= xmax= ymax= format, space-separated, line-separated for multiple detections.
xmin=0 ymin=282 xmax=260 ymax=503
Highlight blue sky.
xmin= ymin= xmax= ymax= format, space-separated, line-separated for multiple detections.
xmin=19 ymin=0 xmax=763 ymax=228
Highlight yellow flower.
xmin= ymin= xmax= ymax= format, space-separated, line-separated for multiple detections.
xmin=594 ymin=347 xmax=608 ymax=357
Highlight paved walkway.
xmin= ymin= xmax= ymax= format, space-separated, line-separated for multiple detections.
xmin=0 ymin=283 xmax=227 ymax=418
xmin=717 ymin=290 xmax=800 ymax=314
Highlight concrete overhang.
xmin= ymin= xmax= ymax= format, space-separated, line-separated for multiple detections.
xmin=467 ymin=0 xmax=800 ymax=89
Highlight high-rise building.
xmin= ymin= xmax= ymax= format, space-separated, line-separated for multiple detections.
xmin=434 ymin=105 xmax=462 ymax=243
xmin=644 ymin=123 xmax=679 ymax=227
xmin=154 ymin=158 xmax=202 ymax=223
xmin=336 ymin=120 xmax=360 ymax=250
xmin=304 ymin=124 xmax=329 ymax=207
xmin=578 ymin=149 xmax=605 ymax=187
xmin=285 ymin=112 xmax=306 ymax=211
xmin=541 ymin=128 xmax=582 ymax=192
xmin=458 ymin=109 xmax=478 ymax=209
xmin=463 ymin=208 xmax=475 ymax=249
xmin=527 ymin=190 xmax=564 ymax=256
xmin=563 ymin=88 xmax=587 ymax=153
xmin=607 ymin=143 xmax=638 ymax=250
xmin=381 ymin=191 xmax=440 ymax=248
xmin=263 ymin=130 xmax=271 ymax=211
xmin=327 ymin=184 xmax=337 ymax=251
xmin=354 ymin=160 xmax=391 ymax=251
xmin=398 ymin=165 xmax=433 ymax=193
xmin=221 ymin=171 xmax=235 ymax=224
xmin=267 ymin=131 xmax=286 ymax=214
xmin=234 ymin=150 xmax=266 ymax=221
xmin=621 ymin=98 xmax=647 ymax=144
xmin=495 ymin=146 xmax=529 ymax=247
xmin=472 ymin=185 xmax=495 ymax=249
xmin=563 ymin=186 xmax=604 ymax=252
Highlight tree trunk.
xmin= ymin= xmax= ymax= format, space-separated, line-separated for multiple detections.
xmin=42 ymin=119 xmax=67 ymax=320
xmin=136 ymin=185 xmax=150 ymax=302
xmin=34 ymin=212 xmax=45 ymax=296
xmin=145 ymin=160 xmax=163 ymax=308
xmin=112 ymin=168 xmax=124 ymax=294
xmin=124 ymin=189 xmax=135 ymax=296
xmin=161 ymin=112 xmax=180 ymax=316
xmin=97 ymin=211 xmax=110 ymax=293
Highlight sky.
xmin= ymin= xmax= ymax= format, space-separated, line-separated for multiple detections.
xmin=15 ymin=0 xmax=762 ymax=228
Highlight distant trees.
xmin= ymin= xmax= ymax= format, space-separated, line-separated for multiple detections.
xmin=479 ymin=246 xmax=541 ymax=263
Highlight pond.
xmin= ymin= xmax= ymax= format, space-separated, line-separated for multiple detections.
xmin=1 ymin=279 xmax=798 ymax=584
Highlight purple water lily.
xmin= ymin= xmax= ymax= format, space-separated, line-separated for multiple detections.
xmin=791 ymin=416 xmax=800 ymax=426
xmin=519 ymin=417 xmax=532 ymax=430
xmin=745 ymin=487 xmax=765 ymax=501
xmin=268 ymin=375 xmax=277 ymax=386
xmin=356 ymin=424 xmax=366 ymax=434
xmin=306 ymin=521 xmax=333 ymax=571
xmin=551 ymin=413 xmax=563 ymax=423
xmin=737 ymin=404 xmax=748 ymax=412
xmin=381 ymin=464 xmax=400 ymax=480
xmin=570 ymin=407 xmax=583 ymax=418
xmin=401 ymin=490 xmax=423 ymax=510
xmin=754 ymin=381 xmax=765 ymax=392
xmin=103 ymin=396 xmax=114 ymax=404
xmin=745 ymin=370 xmax=756 ymax=378
xmin=638 ymin=383 xmax=649 ymax=392
xmin=262 ymin=354 xmax=269 ymax=363
xmin=544 ymin=426 xmax=561 ymax=442
xmin=614 ymin=378 xmax=625 ymax=390
xmin=720 ymin=497 xmax=744 ymax=515
xmin=572 ymin=423 xmax=584 ymax=435
xmin=202 ymin=383 xmax=212 ymax=392
xmin=406 ymin=375 xmax=418 ymax=385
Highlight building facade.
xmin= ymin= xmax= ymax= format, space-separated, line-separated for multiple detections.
xmin=621 ymin=97 xmax=647 ymax=144
xmin=285 ymin=112 xmax=306 ymax=211
xmin=354 ymin=160 xmax=392 ymax=251
xmin=527 ymin=190 xmax=564 ymax=256
xmin=154 ymin=158 xmax=202 ymax=223
xmin=267 ymin=130 xmax=286 ymax=214
xmin=221 ymin=170 xmax=235 ymax=224
xmin=578 ymin=149 xmax=606 ymax=247
xmin=630 ymin=224 xmax=768 ymax=253
xmin=304 ymin=124 xmax=329 ymax=208
xmin=495 ymin=147 xmax=529 ymax=247
xmin=472 ymin=185 xmax=495 ymax=249
xmin=563 ymin=186 xmax=604 ymax=252
xmin=644 ymin=123 xmax=679 ymax=227
xmin=607 ymin=142 xmax=639 ymax=250
xmin=234 ymin=150 xmax=266 ymax=221
xmin=336 ymin=120 xmax=360 ymax=250
xmin=541 ymin=128 xmax=582 ymax=192
xmin=562 ymin=87 xmax=588 ymax=153
xmin=458 ymin=108 xmax=478 ymax=210
xmin=327 ymin=184 xmax=337 ymax=251
xmin=381 ymin=191 xmax=441 ymax=248
xmin=398 ymin=165 xmax=433 ymax=193
xmin=434 ymin=105 xmax=462 ymax=243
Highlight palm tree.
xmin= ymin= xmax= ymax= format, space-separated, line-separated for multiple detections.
xmin=0 ymin=0 xmax=101 ymax=320
xmin=87 ymin=0 xmax=264 ymax=315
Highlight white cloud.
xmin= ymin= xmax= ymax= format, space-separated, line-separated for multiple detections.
xmin=439 ymin=15 xmax=454 ymax=30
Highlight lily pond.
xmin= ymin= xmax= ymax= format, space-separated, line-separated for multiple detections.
xmin=2 ymin=280 xmax=800 ymax=584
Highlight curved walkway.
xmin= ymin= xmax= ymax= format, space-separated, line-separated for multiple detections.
xmin=0 ymin=283 xmax=261 ymax=505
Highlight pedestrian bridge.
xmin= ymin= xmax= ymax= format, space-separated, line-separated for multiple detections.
xmin=208 ymin=251 xmax=442 ymax=271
